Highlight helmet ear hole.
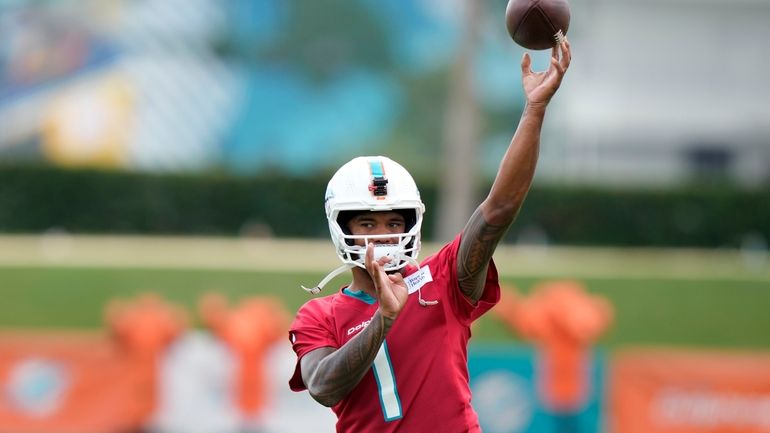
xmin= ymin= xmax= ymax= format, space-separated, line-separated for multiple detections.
xmin=337 ymin=210 xmax=363 ymax=245
xmin=394 ymin=209 xmax=417 ymax=232
xmin=394 ymin=209 xmax=418 ymax=252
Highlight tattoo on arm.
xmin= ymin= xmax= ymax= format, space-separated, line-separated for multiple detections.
xmin=457 ymin=207 xmax=509 ymax=303
xmin=303 ymin=311 xmax=394 ymax=407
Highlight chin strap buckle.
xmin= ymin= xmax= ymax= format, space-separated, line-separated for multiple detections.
xmin=301 ymin=285 xmax=321 ymax=295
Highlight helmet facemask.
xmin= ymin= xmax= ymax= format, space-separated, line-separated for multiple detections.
xmin=332 ymin=208 xmax=422 ymax=272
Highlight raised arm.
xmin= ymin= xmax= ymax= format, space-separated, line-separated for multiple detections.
xmin=457 ymin=39 xmax=571 ymax=303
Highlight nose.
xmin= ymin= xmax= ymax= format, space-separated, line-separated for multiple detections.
xmin=374 ymin=236 xmax=398 ymax=245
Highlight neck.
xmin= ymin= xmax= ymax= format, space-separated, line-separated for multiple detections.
xmin=348 ymin=267 xmax=377 ymax=299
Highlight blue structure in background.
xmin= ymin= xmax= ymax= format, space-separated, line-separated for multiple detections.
xmin=220 ymin=0 xmax=461 ymax=174
xmin=224 ymin=0 xmax=288 ymax=50
xmin=223 ymin=66 xmax=402 ymax=174
xmin=359 ymin=0 xmax=459 ymax=74
xmin=468 ymin=344 xmax=606 ymax=433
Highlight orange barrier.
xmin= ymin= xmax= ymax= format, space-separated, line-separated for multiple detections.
xmin=609 ymin=348 xmax=770 ymax=433
xmin=104 ymin=293 xmax=188 ymax=428
xmin=199 ymin=293 xmax=288 ymax=417
xmin=494 ymin=281 xmax=613 ymax=412
xmin=0 ymin=331 xmax=139 ymax=433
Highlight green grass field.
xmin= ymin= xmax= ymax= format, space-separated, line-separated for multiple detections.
xmin=0 ymin=235 xmax=770 ymax=349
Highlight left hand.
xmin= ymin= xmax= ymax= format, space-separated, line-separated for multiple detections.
xmin=521 ymin=37 xmax=571 ymax=107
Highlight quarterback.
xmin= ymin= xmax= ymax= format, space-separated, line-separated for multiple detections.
xmin=289 ymin=39 xmax=571 ymax=432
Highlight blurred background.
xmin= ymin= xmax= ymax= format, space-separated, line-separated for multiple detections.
xmin=1 ymin=0 xmax=769 ymax=432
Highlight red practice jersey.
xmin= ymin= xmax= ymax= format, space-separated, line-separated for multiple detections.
xmin=289 ymin=234 xmax=500 ymax=433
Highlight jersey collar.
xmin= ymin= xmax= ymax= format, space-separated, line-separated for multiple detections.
xmin=342 ymin=287 xmax=376 ymax=305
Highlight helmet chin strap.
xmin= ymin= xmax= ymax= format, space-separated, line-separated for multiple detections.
xmin=302 ymin=253 xmax=438 ymax=307
xmin=300 ymin=250 xmax=402 ymax=295
xmin=301 ymin=263 xmax=353 ymax=295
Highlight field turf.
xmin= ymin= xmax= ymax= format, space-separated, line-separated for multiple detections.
xmin=2 ymin=264 xmax=769 ymax=349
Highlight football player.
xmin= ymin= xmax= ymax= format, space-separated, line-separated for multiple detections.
xmin=289 ymin=38 xmax=571 ymax=433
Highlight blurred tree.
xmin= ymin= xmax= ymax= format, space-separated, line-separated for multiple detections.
xmin=437 ymin=0 xmax=483 ymax=241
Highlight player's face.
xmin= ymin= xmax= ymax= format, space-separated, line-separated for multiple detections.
xmin=346 ymin=211 xmax=406 ymax=246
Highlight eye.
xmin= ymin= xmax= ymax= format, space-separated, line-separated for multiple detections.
xmin=388 ymin=221 xmax=405 ymax=230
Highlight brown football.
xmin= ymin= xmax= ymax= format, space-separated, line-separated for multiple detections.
xmin=505 ymin=0 xmax=570 ymax=50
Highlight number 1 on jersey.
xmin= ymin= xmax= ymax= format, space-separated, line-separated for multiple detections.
xmin=372 ymin=341 xmax=402 ymax=421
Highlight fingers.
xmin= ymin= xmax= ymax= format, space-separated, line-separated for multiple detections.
xmin=388 ymin=272 xmax=405 ymax=285
xmin=546 ymin=37 xmax=570 ymax=79
xmin=366 ymin=243 xmax=392 ymax=292
xmin=550 ymin=56 xmax=565 ymax=76
xmin=365 ymin=243 xmax=381 ymax=280
xmin=523 ymin=37 xmax=570 ymax=79
xmin=559 ymin=37 xmax=571 ymax=69
xmin=552 ymin=37 xmax=569 ymax=71
xmin=365 ymin=242 xmax=374 ymax=271
xmin=520 ymin=52 xmax=532 ymax=76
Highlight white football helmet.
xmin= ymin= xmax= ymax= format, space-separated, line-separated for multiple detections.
xmin=302 ymin=156 xmax=425 ymax=294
